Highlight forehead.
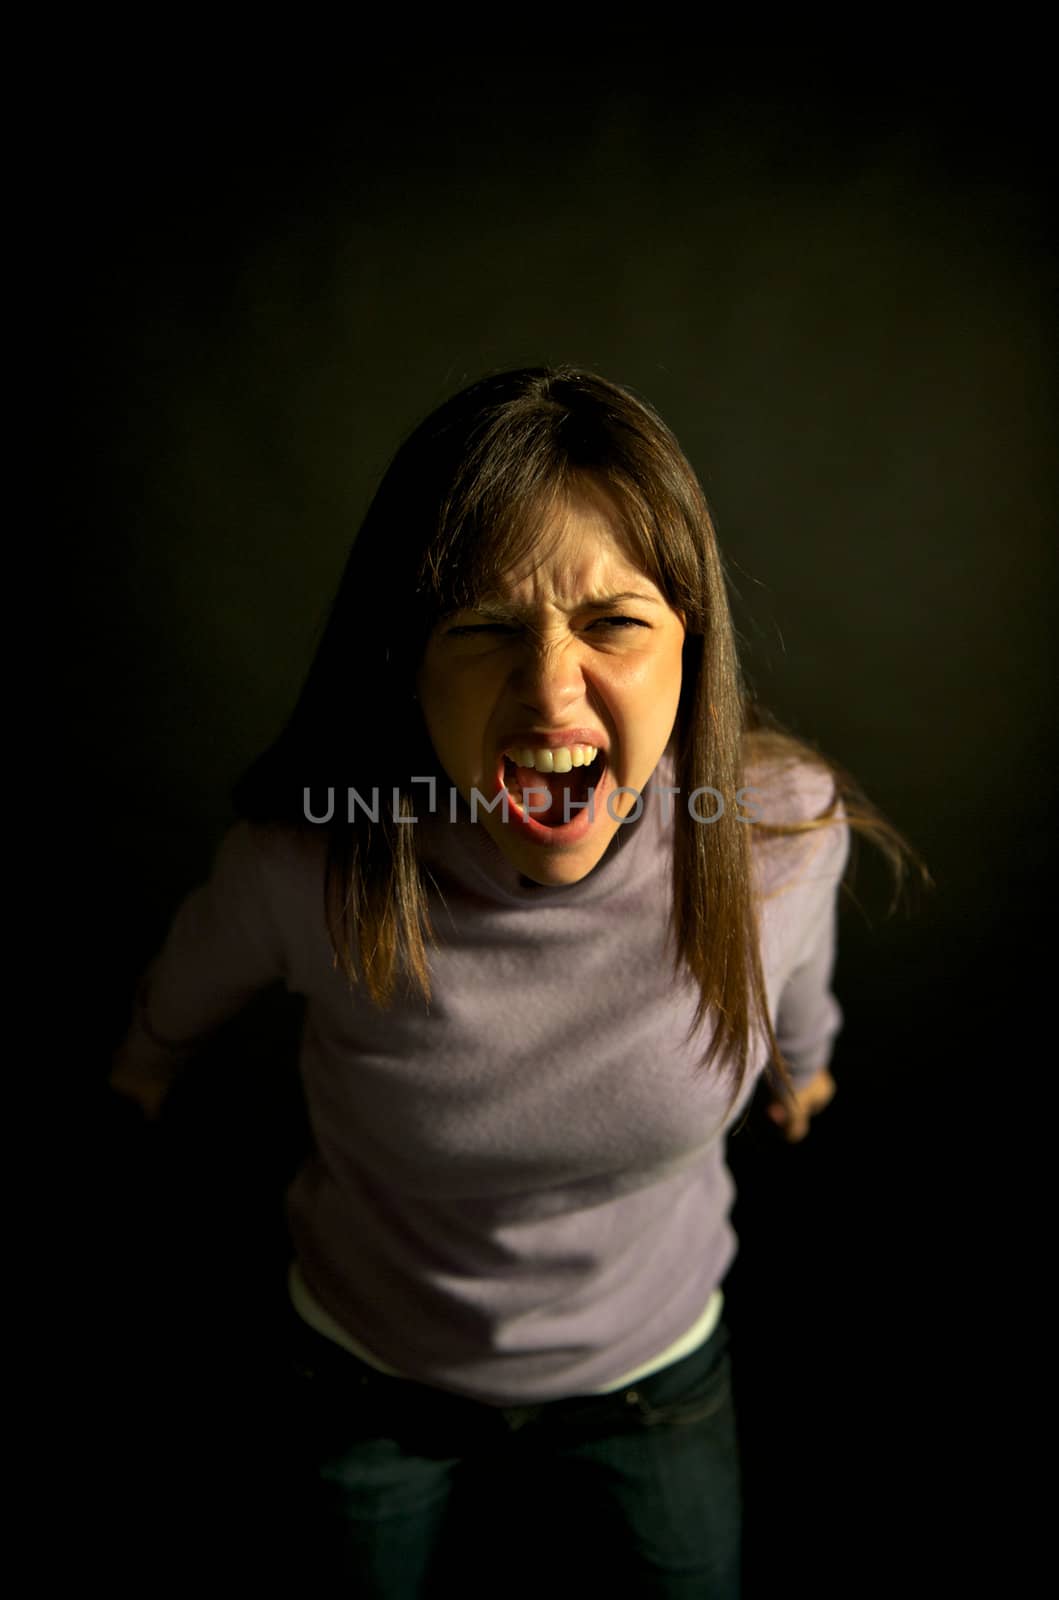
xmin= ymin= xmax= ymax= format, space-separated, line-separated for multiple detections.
xmin=491 ymin=499 xmax=658 ymax=606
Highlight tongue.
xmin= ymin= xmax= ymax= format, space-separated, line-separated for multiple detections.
xmin=516 ymin=762 xmax=592 ymax=826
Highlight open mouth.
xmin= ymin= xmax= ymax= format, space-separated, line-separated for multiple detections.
xmin=500 ymin=750 xmax=608 ymax=828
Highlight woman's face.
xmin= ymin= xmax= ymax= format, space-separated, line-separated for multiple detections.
xmin=416 ymin=496 xmax=686 ymax=885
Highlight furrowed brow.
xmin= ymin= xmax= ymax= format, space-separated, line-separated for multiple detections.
xmin=464 ymin=601 xmax=524 ymax=623
xmin=579 ymin=591 xmax=663 ymax=610
xmin=466 ymin=590 xmax=662 ymax=621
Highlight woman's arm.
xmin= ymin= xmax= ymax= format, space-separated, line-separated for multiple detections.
xmin=766 ymin=812 xmax=851 ymax=1142
xmin=108 ymin=821 xmax=288 ymax=1119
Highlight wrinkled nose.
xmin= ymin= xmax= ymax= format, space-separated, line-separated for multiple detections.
xmin=509 ymin=638 xmax=586 ymax=721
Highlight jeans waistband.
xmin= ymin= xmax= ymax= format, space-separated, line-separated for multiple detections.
xmin=286 ymin=1296 xmax=731 ymax=1451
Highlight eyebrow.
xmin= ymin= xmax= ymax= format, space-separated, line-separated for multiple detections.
xmin=465 ymin=591 xmax=664 ymax=622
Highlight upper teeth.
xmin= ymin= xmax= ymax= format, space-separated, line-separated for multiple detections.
xmin=505 ymin=745 xmax=599 ymax=773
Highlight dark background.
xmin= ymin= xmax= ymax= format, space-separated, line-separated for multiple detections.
xmin=72 ymin=47 xmax=1053 ymax=1594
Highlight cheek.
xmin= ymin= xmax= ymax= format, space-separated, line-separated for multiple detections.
xmin=620 ymin=650 xmax=683 ymax=710
xmin=631 ymin=651 xmax=683 ymax=741
xmin=418 ymin=687 xmax=458 ymax=765
xmin=421 ymin=677 xmax=486 ymax=767
xmin=659 ymin=638 xmax=686 ymax=698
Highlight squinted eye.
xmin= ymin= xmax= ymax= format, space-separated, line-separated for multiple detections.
xmin=444 ymin=615 xmax=649 ymax=639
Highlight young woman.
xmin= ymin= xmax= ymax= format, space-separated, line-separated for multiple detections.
xmin=110 ymin=366 xmax=918 ymax=1597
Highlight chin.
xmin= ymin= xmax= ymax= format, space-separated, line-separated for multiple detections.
xmin=495 ymin=828 xmax=619 ymax=887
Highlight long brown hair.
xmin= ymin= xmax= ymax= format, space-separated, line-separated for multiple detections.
xmin=233 ymin=367 xmax=928 ymax=1107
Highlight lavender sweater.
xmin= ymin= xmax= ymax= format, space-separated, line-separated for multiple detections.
xmin=127 ymin=752 xmax=849 ymax=1405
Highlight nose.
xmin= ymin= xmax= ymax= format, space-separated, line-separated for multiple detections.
xmin=509 ymin=633 xmax=587 ymax=720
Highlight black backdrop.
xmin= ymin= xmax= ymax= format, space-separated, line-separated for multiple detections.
xmin=70 ymin=47 xmax=1053 ymax=1596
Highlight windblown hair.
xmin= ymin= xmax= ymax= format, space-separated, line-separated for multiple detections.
xmin=233 ymin=367 xmax=928 ymax=1109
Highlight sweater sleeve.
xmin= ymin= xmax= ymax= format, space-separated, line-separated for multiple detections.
xmin=774 ymin=817 xmax=850 ymax=1088
xmin=120 ymin=820 xmax=289 ymax=1072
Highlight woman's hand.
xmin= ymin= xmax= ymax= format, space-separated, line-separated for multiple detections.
xmin=108 ymin=1044 xmax=177 ymax=1124
xmin=766 ymin=1067 xmax=836 ymax=1143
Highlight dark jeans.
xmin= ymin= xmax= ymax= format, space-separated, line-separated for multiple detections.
xmin=281 ymin=1301 xmax=742 ymax=1597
